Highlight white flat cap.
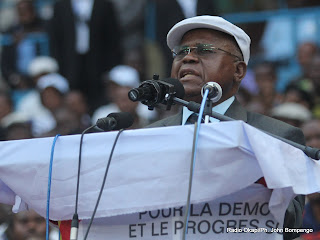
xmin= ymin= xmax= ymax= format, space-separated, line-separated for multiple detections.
xmin=271 ymin=102 xmax=312 ymax=122
xmin=1 ymin=112 xmax=30 ymax=128
xmin=28 ymin=56 xmax=59 ymax=77
xmin=167 ymin=15 xmax=251 ymax=64
xmin=108 ymin=65 xmax=140 ymax=88
xmin=37 ymin=73 xmax=70 ymax=94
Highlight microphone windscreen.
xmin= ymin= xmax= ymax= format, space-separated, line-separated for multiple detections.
xmin=161 ymin=78 xmax=185 ymax=99
xmin=107 ymin=112 xmax=134 ymax=130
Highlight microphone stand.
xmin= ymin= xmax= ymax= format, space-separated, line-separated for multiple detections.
xmin=203 ymin=98 xmax=212 ymax=124
xmin=165 ymin=96 xmax=320 ymax=160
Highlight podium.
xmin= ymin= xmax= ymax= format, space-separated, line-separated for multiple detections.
xmin=0 ymin=121 xmax=320 ymax=239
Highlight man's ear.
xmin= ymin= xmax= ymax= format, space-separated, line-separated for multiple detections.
xmin=233 ymin=61 xmax=247 ymax=85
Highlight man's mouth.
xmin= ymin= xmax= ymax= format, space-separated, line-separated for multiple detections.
xmin=179 ymin=69 xmax=199 ymax=79
xmin=182 ymin=73 xmax=195 ymax=78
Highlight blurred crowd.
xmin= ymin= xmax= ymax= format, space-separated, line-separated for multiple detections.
xmin=0 ymin=0 xmax=320 ymax=239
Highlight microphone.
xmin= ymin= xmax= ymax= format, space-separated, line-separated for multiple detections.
xmin=201 ymin=82 xmax=223 ymax=103
xmin=128 ymin=78 xmax=185 ymax=107
xmin=70 ymin=112 xmax=134 ymax=240
xmin=96 ymin=112 xmax=134 ymax=131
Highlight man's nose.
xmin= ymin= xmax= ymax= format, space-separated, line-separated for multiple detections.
xmin=182 ymin=49 xmax=199 ymax=63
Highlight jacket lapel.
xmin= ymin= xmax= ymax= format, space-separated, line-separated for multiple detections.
xmin=150 ymin=98 xmax=247 ymax=128
xmin=224 ymin=98 xmax=248 ymax=123
xmin=162 ymin=111 xmax=183 ymax=127
xmin=167 ymin=99 xmax=247 ymax=126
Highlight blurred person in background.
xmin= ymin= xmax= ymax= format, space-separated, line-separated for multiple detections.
xmin=288 ymin=54 xmax=320 ymax=118
xmin=294 ymin=42 xmax=319 ymax=82
xmin=36 ymin=73 xmax=69 ymax=115
xmin=2 ymin=120 xmax=33 ymax=141
xmin=271 ymin=102 xmax=312 ymax=128
xmin=27 ymin=56 xmax=59 ymax=86
xmin=109 ymin=0 xmax=145 ymax=58
xmin=92 ymin=65 xmax=157 ymax=129
xmin=40 ymin=107 xmax=84 ymax=137
xmin=302 ymin=119 xmax=320 ymax=150
xmin=246 ymin=61 xmax=281 ymax=115
xmin=0 ymin=0 xmax=49 ymax=108
xmin=0 ymin=92 xmax=13 ymax=123
xmin=24 ymin=73 xmax=69 ymax=137
xmin=277 ymin=41 xmax=319 ymax=94
xmin=0 ymin=204 xmax=11 ymax=239
xmin=300 ymin=193 xmax=320 ymax=240
xmin=0 ymin=105 xmax=33 ymax=140
xmin=123 ymin=45 xmax=147 ymax=83
xmin=64 ymin=90 xmax=91 ymax=131
xmin=49 ymin=0 xmax=122 ymax=112
xmin=0 ymin=92 xmax=14 ymax=140
xmin=300 ymin=119 xmax=320 ymax=239
xmin=305 ymin=54 xmax=320 ymax=117
xmin=36 ymin=73 xmax=69 ymax=136
xmin=11 ymin=57 xmax=59 ymax=137
xmin=109 ymin=1 xmax=147 ymax=80
xmin=282 ymin=82 xmax=314 ymax=110
xmin=16 ymin=56 xmax=59 ymax=113
xmin=1 ymin=209 xmax=57 ymax=240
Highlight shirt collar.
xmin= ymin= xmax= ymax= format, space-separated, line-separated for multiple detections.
xmin=182 ymin=96 xmax=235 ymax=125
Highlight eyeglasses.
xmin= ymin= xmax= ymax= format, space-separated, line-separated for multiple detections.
xmin=172 ymin=44 xmax=242 ymax=61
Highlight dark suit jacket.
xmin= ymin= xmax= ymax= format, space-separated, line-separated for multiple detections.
xmin=48 ymin=0 xmax=122 ymax=108
xmin=147 ymin=99 xmax=305 ymax=240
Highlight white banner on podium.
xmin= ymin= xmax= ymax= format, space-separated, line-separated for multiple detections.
xmin=0 ymin=120 xmax=319 ymax=238
xmin=77 ymin=184 xmax=284 ymax=240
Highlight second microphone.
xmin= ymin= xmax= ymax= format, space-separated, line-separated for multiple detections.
xmin=128 ymin=78 xmax=185 ymax=107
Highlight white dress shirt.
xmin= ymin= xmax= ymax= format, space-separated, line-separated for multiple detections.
xmin=71 ymin=0 xmax=94 ymax=54
xmin=182 ymin=96 xmax=235 ymax=125
xmin=176 ymin=0 xmax=198 ymax=18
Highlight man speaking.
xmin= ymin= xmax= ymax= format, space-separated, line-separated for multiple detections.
xmin=147 ymin=15 xmax=305 ymax=240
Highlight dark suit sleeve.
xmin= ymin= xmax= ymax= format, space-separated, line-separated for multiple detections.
xmin=282 ymin=127 xmax=305 ymax=240
xmin=284 ymin=195 xmax=305 ymax=240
